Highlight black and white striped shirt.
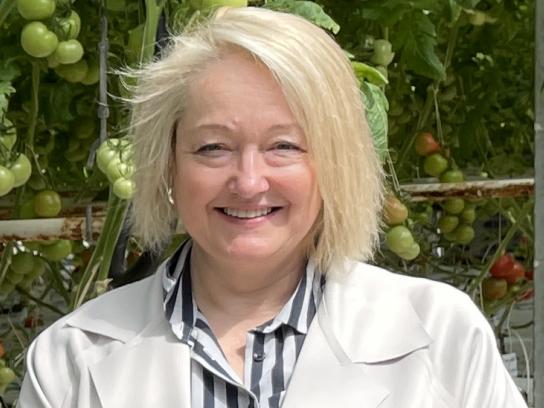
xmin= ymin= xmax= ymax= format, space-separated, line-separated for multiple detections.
xmin=162 ymin=240 xmax=324 ymax=408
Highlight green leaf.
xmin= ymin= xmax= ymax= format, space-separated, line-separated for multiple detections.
xmin=361 ymin=82 xmax=388 ymax=161
xmin=0 ymin=81 xmax=15 ymax=114
xmin=352 ymin=61 xmax=388 ymax=86
xmin=393 ymin=12 xmax=446 ymax=80
xmin=264 ymin=0 xmax=340 ymax=34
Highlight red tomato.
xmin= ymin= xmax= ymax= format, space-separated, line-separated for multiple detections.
xmin=505 ymin=261 xmax=525 ymax=284
xmin=526 ymin=269 xmax=533 ymax=280
xmin=415 ymin=132 xmax=440 ymax=156
xmin=383 ymin=195 xmax=408 ymax=226
xmin=490 ymin=253 xmax=515 ymax=279
xmin=0 ymin=341 xmax=4 ymax=359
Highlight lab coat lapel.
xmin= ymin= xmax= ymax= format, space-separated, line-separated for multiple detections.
xmin=281 ymin=309 xmax=389 ymax=408
xmin=66 ymin=269 xmax=193 ymax=408
xmin=282 ymin=264 xmax=432 ymax=408
xmin=88 ymin=317 xmax=192 ymax=408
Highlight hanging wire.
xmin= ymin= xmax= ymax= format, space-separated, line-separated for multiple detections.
xmin=84 ymin=0 xmax=110 ymax=244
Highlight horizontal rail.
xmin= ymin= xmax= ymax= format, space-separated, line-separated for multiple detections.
xmin=400 ymin=178 xmax=534 ymax=202
xmin=0 ymin=216 xmax=104 ymax=242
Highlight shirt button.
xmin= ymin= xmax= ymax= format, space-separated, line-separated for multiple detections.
xmin=253 ymin=352 xmax=265 ymax=362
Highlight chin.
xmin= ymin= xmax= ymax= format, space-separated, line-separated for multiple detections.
xmin=222 ymin=238 xmax=282 ymax=260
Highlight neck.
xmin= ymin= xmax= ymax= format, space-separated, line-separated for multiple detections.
xmin=190 ymin=241 xmax=306 ymax=328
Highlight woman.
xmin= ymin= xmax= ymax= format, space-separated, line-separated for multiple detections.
xmin=19 ymin=7 xmax=526 ymax=408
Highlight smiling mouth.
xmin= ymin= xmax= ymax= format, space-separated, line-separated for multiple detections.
xmin=218 ymin=207 xmax=281 ymax=219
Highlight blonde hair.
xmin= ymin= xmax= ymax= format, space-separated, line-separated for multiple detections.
xmin=128 ymin=6 xmax=384 ymax=275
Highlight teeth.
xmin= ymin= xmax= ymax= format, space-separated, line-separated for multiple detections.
xmin=223 ymin=208 xmax=273 ymax=219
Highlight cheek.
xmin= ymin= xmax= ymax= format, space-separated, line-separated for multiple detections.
xmin=172 ymin=161 xmax=224 ymax=213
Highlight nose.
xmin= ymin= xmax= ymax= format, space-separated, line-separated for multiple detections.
xmin=227 ymin=147 xmax=270 ymax=198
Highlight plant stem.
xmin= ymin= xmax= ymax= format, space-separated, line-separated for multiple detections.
xmin=0 ymin=0 xmax=16 ymax=27
xmin=0 ymin=241 xmax=13 ymax=286
xmin=16 ymin=286 xmax=64 ymax=316
xmin=142 ymin=0 xmax=165 ymax=62
xmin=70 ymin=194 xmax=127 ymax=309
xmin=26 ymin=62 xmax=40 ymax=149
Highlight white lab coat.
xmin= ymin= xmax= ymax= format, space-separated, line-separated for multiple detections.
xmin=18 ymin=260 xmax=527 ymax=408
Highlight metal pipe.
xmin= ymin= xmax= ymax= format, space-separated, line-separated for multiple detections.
xmin=533 ymin=0 xmax=544 ymax=404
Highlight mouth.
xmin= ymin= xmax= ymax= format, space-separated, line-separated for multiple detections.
xmin=216 ymin=207 xmax=281 ymax=220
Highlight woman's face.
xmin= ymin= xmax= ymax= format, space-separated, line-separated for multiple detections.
xmin=172 ymin=51 xmax=321 ymax=266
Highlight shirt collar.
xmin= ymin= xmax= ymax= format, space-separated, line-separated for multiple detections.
xmin=161 ymin=239 xmax=324 ymax=339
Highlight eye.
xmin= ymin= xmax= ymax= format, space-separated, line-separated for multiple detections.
xmin=274 ymin=142 xmax=302 ymax=151
xmin=195 ymin=143 xmax=226 ymax=154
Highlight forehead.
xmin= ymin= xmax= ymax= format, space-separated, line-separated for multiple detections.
xmin=180 ymin=50 xmax=297 ymax=129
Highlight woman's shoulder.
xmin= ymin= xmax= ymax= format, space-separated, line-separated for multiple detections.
xmin=35 ymin=269 xmax=164 ymax=348
xmin=332 ymin=260 xmax=489 ymax=335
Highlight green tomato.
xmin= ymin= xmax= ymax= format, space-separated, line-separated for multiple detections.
xmin=59 ymin=10 xmax=81 ymax=40
xmin=11 ymin=252 xmax=35 ymax=275
xmin=29 ymin=257 xmax=48 ymax=278
xmin=423 ymin=153 xmax=448 ymax=177
xmin=17 ymin=0 xmax=55 ymax=20
xmin=81 ymin=63 xmax=99 ymax=85
xmin=106 ymin=158 xmax=133 ymax=183
xmin=439 ymin=169 xmax=464 ymax=183
xmin=460 ymin=207 xmax=476 ymax=224
xmin=0 ymin=166 xmax=15 ymax=196
xmin=41 ymin=239 xmax=72 ymax=262
xmin=371 ymin=39 xmax=394 ymax=67
xmin=438 ymin=215 xmax=459 ymax=233
xmin=53 ymin=40 xmax=84 ymax=64
xmin=34 ymin=190 xmax=62 ymax=217
xmin=113 ymin=177 xmax=135 ymax=200
xmin=21 ymin=22 xmax=59 ymax=58
xmin=442 ymin=198 xmax=465 ymax=215
xmin=55 ymin=59 xmax=88 ymax=83
xmin=9 ymin=153 xmax=32 ymax=187
xmin=385 ymin=225 xmax=414 ymax=253
xmin=5 ymin=273 xmax=24 ymax=285
xmin=468 ymin=10 xmax=487 ymax=26
xmin=395 ymin=242 xmax=420 ymax=261
xmin=47 ymin=52 xmax=60 ymax=68
xmin=1 ymin=119 xmax=17 ymax=151
xmin=27 ymin=173 xmax=46 ymax=191
xmin=96 ymin=146 xmax=118 ymax=174
xmin=65 ymin=148 xmax=88 ymax=162
xmin=454 ymin=225 xmax=475 ymax=245
xmin=0 ymin=366 xmax=16 ymax=385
